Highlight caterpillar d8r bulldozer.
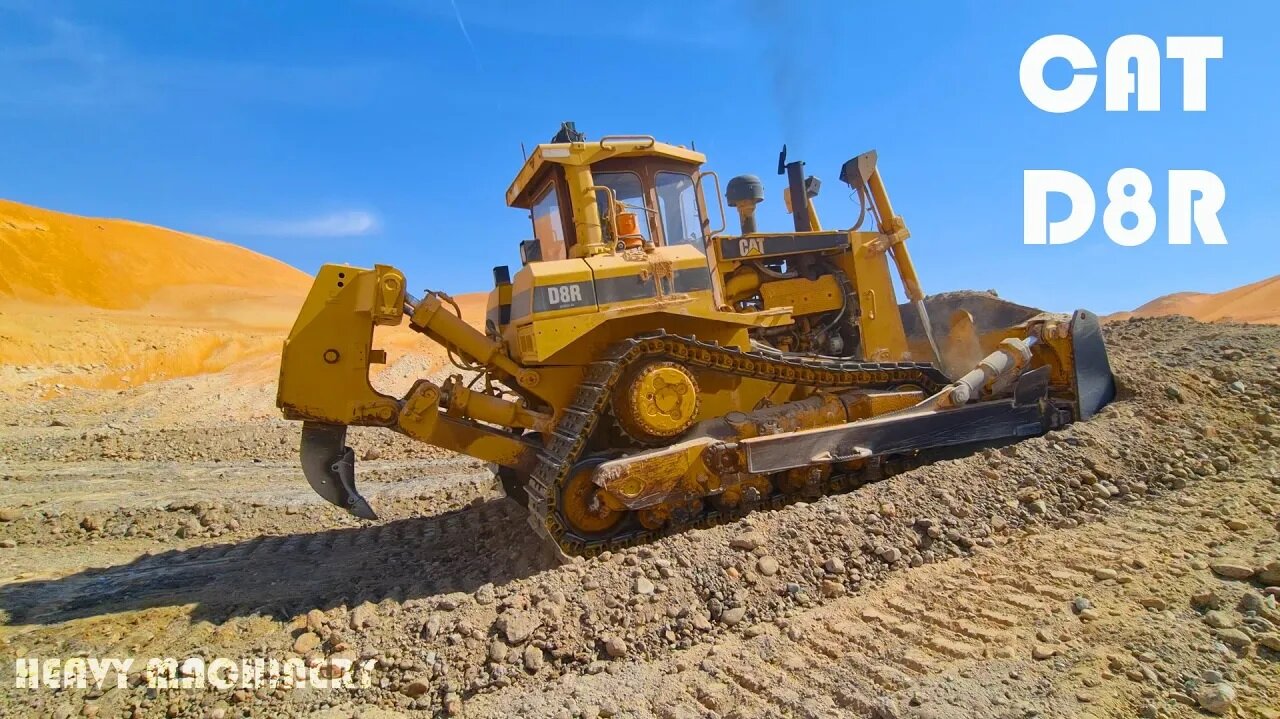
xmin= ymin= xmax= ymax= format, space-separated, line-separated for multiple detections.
xmin=276 ymin=122 xmax=1116 ymax=558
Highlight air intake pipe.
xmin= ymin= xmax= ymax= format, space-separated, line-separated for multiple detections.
xmin=725 ymin=175 xmax=764 ymax=235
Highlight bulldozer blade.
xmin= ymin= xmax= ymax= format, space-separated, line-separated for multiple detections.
xmin=904 ymin=292 xmax=1043 ymax=347
xmin=743 ymin=368 xmax=1056 ymax=474
xmin=1069 ymin=309 xmax=1116 ymax=421
xmin=300 ymin=421 xmax=378 ymax=520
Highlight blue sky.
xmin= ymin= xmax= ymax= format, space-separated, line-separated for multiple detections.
xmin=1 ymin=0 xmax=1275 ymax=314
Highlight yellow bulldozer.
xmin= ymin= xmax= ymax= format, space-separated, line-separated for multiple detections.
xmin=276 ymin=122 xmax=1115 ymax=558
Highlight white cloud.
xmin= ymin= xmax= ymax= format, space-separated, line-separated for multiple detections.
xmin=229 ymin=210 xmax=382 ymax=238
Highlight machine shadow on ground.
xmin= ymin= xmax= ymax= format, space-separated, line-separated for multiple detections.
xmin=0 ymin=497 xmax=557 ymax=626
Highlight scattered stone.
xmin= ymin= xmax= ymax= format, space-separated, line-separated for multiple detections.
xmin=305 ymin=608 xmax=327 ymax=632
xmin=1210 ymin=562 xmax=1255 ymax=581
xmin=633 ymin=577 xmax=655 ymax=596
xmin=1032 ymin=644 xmax=1057 ymax=660
xmin=1093 ymin=567 xmax=1118 ymax=581
xmin=1258 ymin=633 xmax=1280 ymax=651
xmin=292 ymin=632 xmax=321 ymax=654
xmin=1191 ymin=589 xmax=1220 ymax=610
xmin=603 ymin=636 xmax=628 ymax=659
xmin=1072 ymin=597 xmax=1093 ymax=614
xmin=488 ymin=641 xmax=508 ymax=663
xmin=0 ymin=507 xmax=21 ymax=522
xmin=1195 ymin=682 xmax=1236 ymax=715
xmin=401 ymin=676 xmax=432 ymax=698
xmin=361 ymin=446 xmax=382 ymax=461
xmin=522 ymin=645 xmax=544 ymax=672
xmin=1138 ymin=596 xmax=1167 ymax=610
xmin=1202 ymin=610 xmax=1236 ymax=629
xmin=756 ymin=556 xmax=779 ymax=576
xmin=1260 ymin=561 xmax=1280 ymax=586
xmin=819 ymin=579 xmax=844 ymax=597
xmin=0 ymin=539 xmax=15 ymax=549
xmin=349 ymin=601 xmax=377 ymax=630
xmin=720 ymin=607 xmax=746 ymax=626
xmin=730 ymin=532 xmax=766 ymax=551
xmin=1214 ymin=628 xmax=1252 ymax=649
xmin=823 ymin=557 xmax=845 ymax=575
xmin=495 ymin=609 xmax=541 ymax=644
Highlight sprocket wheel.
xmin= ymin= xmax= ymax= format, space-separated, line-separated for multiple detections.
xmin=612 ymin=361 xmax=700 ymax=444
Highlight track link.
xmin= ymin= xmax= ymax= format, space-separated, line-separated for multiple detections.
xmin=525 ymin=333 xmax=950 ymax=557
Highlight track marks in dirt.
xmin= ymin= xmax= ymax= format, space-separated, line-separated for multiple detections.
xmin=474 ymin=459 xmax=1279 ymax=718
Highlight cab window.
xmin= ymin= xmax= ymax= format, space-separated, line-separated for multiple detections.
xmin=656 ymin=171 xmax=702 ymax=247
xmin=531 ymin=184 xmax=566 ymax=261
xmin=594 ymin=171 xmax=652 ymax=245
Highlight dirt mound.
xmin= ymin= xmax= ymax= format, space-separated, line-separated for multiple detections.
xmin=1108 ymin=274 xmax=1280 ymax=325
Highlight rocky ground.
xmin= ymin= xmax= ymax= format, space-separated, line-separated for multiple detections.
xmin=0 ymin=316 xmax=1277 ymax=718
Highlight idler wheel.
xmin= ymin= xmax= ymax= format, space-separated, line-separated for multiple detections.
xmin=558 ymin=457 xmax=625 ymax=539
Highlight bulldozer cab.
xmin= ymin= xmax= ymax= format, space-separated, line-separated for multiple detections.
xmin=507 ymin=128 xmax=712 ymax=263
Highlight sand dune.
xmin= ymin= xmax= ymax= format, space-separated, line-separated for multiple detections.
xmin=0 ymin=199 xmax=486 ymax=395
xmin=0 ymin=199 xmax=311 ymax=313
xmin=1107 ymin=274 xmax=1279 ymax=325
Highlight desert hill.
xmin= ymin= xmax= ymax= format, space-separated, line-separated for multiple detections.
xmin=0 ymin=199 xmax=311 ymax=325
xmin=1106 ymin=274 xmax=1279 ymax=325
xmin=0 ymin=199 xmax=484 ymax=398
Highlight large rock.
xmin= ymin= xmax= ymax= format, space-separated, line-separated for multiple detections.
xmin=522 ymin=645 xmax=544 ymax=672
xmin=1259 ymin=560 xmax=1280 ymax=586
xmin=495 ymin=609 xmax=542 ymax=644
xmin=1209 ymin=561 xmax=1255 ymax=580
xmin=1195 ymin=682 xmax=1236 ymax=715
xmin=292 ymin=632 xmax=321 ymax=654
xmin=603 ymin=636 xmax=628 ymax=659
xmin=401 ymin=676 xmax=432 ymax=698
xmin=349 ymin=602 xmax=378 ymax=630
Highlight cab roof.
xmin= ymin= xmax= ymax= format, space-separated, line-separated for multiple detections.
xmin=506 ymin=137 xmax=706 ymax=208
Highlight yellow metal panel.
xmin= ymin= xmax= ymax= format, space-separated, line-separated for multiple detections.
xmin=509 ymin=257 xmax=596 ymax=322
xmin=277 ymin=264 xmax=404 ymax=426
xmin=848 ymin=231 xmax=910 ymax=361
xmin=759 ymin=275 xmax=843 ymax=316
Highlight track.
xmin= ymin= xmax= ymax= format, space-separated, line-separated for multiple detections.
xmin=525 ymin=333 xmax=952 ymax=557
